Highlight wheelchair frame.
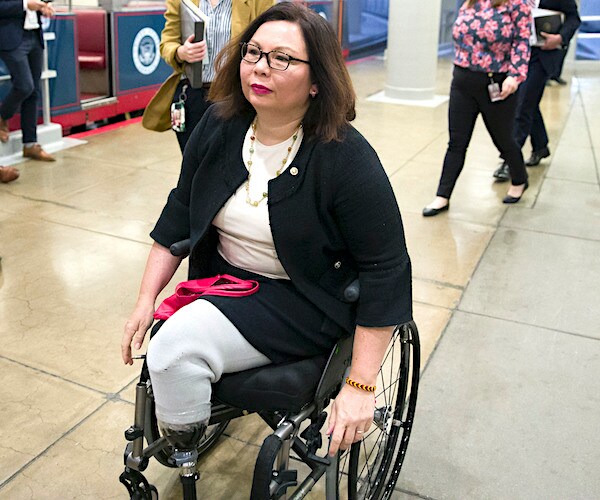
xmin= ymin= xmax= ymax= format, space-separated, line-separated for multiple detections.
xmin=119 ymin=321 xmax=420 ymax=500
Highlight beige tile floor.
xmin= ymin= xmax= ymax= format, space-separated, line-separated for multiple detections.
xmin=0 ymin=56 xmax=597 ymax=498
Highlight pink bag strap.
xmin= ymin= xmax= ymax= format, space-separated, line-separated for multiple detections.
xmin=154 ymin=274 xmax=259 ymax=320
xmin=175 ymin=274 xmax=259 ymax=296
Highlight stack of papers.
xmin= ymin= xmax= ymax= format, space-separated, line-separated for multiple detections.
xmin=180 ymin=0 xmax=208 ymax=88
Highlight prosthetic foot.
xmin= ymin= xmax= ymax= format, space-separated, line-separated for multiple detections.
xmin=159 ymin=421 xmax=208 ymax=500
xmin=160 ymin=421 xmax=207 ymax=451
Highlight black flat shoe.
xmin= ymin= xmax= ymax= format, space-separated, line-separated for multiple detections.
xmin=493 ymin=161 xmax=510 ymax=182
xmin=422 ymin=204 xmax=449 ymax=217
xmin=503 ymin=182 xmax=529 ymax=204
xmin=525 ymin=147 xmax=550 ymax=166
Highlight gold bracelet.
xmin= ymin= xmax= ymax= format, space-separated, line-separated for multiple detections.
xmin=345 ymin=377 xmax=376 ymax=393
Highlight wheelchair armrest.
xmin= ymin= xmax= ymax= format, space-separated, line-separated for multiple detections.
xmin=343 ymin=279 xmax=360 ymax=302
xmin=170 ymin=239 xmax=191 ymax=257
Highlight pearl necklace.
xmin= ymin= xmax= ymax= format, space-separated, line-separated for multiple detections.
xmin=245 ymin=119 xmax=302 ymax=207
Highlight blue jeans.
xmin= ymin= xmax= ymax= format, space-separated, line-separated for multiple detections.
xmin=0 ymin=30 xmax=44 ymax=144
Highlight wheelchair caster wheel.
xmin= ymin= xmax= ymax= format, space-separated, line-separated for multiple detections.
xmin=120 ymin=468 xmax=159 ymax=500
xmin=134 ymin=484 xmax=158 ymax=500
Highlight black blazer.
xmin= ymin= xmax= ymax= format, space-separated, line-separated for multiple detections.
xmin=534 ymin=0 xmax=581 ymax=76
xmin=0 ymin=0 xmax=44 ymax=51
xmin=151 ymin=105 xmax=413 ymax=334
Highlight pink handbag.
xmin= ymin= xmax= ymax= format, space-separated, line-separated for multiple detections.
xmin=154 ymin=274 xmax=260 ymax=320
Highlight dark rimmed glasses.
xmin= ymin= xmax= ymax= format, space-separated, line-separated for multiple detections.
xmin=240 ymin=42 xmax=310 ymax=71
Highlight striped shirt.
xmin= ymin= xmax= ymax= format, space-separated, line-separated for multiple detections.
xmin=200 ymin=0 xmax=232 ymax=83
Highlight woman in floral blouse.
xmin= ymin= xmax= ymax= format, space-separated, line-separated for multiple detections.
xmin=423 ymin=0 xmax=532 ymax=216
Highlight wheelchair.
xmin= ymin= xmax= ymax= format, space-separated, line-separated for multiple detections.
xmin=119 ymin=241 xmax=420 ymax=500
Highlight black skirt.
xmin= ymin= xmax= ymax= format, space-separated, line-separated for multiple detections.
xmin=200 ymin=252 xmax=348 ymax=363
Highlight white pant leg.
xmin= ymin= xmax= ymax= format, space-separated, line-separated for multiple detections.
xmin=147 ymin=299 xmax=270 ymax=425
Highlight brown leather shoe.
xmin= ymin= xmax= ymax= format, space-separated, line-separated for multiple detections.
xmin=0 ymin=166 xmax=20 ymax=183
xmin=23 ymin=143 xmax=55 ymax=162
xmin=0 ymin=118 xmax=9 ymax=143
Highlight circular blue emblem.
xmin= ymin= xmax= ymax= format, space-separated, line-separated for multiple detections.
xmin=132 ymin=27 xmax=160 ymax=75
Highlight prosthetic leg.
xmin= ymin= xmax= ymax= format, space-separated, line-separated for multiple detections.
xmin=120 ymin=379 xmax=207 ymax=500
xmin=160 ymin=422 xmax=207 ymax=500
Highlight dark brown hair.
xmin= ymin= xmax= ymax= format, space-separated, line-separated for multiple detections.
xmin=465 ymin=0 xmax=509 ymax=7
xmin=208 ymin=2 xmax=356 ymax=142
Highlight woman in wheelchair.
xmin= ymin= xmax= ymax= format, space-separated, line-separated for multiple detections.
xmin=121 ymin=0 xmax=412 ymax=488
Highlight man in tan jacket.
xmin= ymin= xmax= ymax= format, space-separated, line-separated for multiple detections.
xmin=142 ymin=0 xmax=274 ymax=152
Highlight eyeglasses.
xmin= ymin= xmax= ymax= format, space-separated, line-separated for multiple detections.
xmin=240 ymin=42 xmax=310 ymax=71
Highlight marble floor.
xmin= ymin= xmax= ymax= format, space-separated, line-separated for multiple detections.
xmin=0 ymin=57 xmax=598 ymax=499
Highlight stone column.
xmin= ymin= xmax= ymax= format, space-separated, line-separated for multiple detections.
xmin=384 ymin=0 xmax=443 ymax=101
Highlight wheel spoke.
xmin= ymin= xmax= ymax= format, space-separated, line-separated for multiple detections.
xmin=342 ymin=324 xmax=420 ymax=500
xmin=355 ymin=418 xmax=389 ymax=496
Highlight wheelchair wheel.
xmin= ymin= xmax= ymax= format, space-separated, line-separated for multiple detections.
xmin=143 ymin=483 xmax=159 ymax=500
xmin=336 ymin=321 xmax=420 ymax=500
xmin=144 ymin=384 xmax=230 ymax=468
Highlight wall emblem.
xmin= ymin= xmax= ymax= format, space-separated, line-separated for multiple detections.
xmin=132 ymin=27 xmax=160 ymax=75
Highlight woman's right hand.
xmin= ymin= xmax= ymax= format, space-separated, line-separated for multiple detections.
xmin=500 ymin=76 xmax=519 ymax=100
xmin=176 ymin=35 xmax=207 ymax=64
xmin=122 ymin=298 xmax=155 ymax=365
xmin=122 ymin=242 xmax=182 ymax=364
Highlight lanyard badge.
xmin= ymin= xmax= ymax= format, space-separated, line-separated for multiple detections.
xmin=171 ymin=84 xmax=188 ymax=132
xmin=487 ymin=73 xmax=502 ymax=102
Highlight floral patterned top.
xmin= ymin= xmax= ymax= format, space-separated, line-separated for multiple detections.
xmin=453 ymin=0 xmax=532 ymax=82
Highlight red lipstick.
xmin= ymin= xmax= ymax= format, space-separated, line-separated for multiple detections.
xmin=251 ymin=84 xmax=272 ymax=95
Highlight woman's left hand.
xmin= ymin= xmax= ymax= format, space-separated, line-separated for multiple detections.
xmin=177 ymin=35 xmax=207 ymax=64
xmin=540 ymin=32 xmax=563 ymax=51
xmin=500 ymin=76 xmax=519 ymax=100
xmin=327 ymin=384 xmax=375 ymax=456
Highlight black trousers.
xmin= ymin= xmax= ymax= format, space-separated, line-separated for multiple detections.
xmin=514 ymin=53 xmax=550 ymax=153
xmin=436 ymin=66 xmax=527 ymax=199
xmin=0 ymin=30 xmax=43 ymax=144
xmin=171 ymin=79 xmax=212 ymax=154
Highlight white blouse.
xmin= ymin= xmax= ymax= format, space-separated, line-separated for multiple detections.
xmin=212 ymin=125 xmax=303 ymax=280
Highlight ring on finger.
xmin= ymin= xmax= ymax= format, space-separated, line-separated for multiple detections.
xmin=356 ymin=430 xmax=364 ymax=434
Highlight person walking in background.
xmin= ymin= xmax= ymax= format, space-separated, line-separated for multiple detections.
xmin=142 ymin=0 xmax=274 ymax=153
xmin=0 ymin=165 xmax=19 ymax=183
xmin=0 ymin=0 xmax=55 ymax=162
xmin=493 ymin=0 xmax=580 ymax=181
xmin=423 ymin=0 xmax=532 ymax=217
xmin=549 ymin=47 xmax=568 ymax=85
